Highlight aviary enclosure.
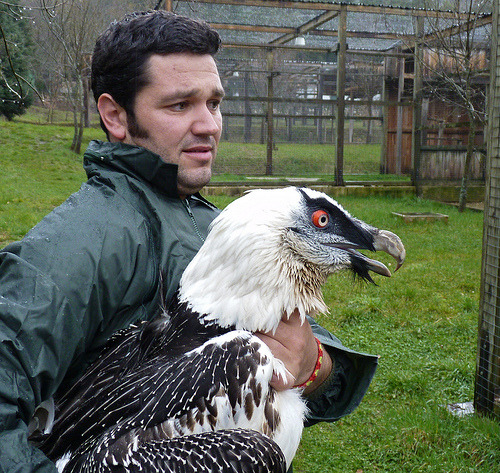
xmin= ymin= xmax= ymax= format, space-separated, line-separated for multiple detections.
xmin=163 ymin=0 xmax=498 ymax=418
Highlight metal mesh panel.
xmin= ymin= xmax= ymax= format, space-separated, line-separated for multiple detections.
xmin=475 ymin=1 xmax=500 ymax=418
xmin=215 ymin=47 xmax=385 ymax=177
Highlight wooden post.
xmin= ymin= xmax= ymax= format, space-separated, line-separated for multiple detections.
xmin=266 ymin=50 xmax=274 ymax=176
xmin=317 ymin=74 xmax=324 ymax=144
xmin=349 ymin=99 xmax=354 ymax=144
xmin=335 ymin=5 xmax=347 ymax=186
xmin=421 ymin=98 xmax=429 ymax=145
xmin=380 ymin=71 xmax=389 ymax=173
xmin=396 ymin=56 xmax=405 ymax=175
xmin=244 ymin=71 xmax=252 ymax=142
xmin=475 ymin=0 xmax=500 ymax=418
xmin=366 ymin=98 xmax=372 ymax=144
xmin=412 ymin=16 xmax=424 ymax=197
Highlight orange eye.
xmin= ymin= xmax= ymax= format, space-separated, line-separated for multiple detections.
xmin=312 ymin=210 xmax=329 ymax=228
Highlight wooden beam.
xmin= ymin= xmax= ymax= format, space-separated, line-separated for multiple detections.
xmin=222 ymin=41 xmax=334 ymax=52
xmin=222 ymin=112 xmax=383 ymax=120
xmin=212 ymin=21 xmax=407 ymax=41
xmin=266 ymin=50 xmax=275 ymax=175
xmin=223 ymin=95 xmax=412 ymax=107
xmin=270 ymin=9 xmax=339 ymax=45
xmin=175 ymin=0 xmax=474 ymax=20
xmin=423 ymin=13 xmax=493 ymax=43
xmin=475 ymin=0 xmax=500 ymax=419
xmin=396 ymin=56 xmax=404 ymax=175
xmin=222 ymin=41 xmax=414 ymax=57
xmin=343 ymin=3 xmax=473 ymax=20
xmin=211 ymin=22 xmax=291 ymax=35
xmin=412 ymin=15 xmax=424 ymax=197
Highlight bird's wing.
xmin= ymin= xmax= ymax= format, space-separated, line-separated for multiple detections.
xmin=46 ymin=322 xmax=147 ymax=426
xmin=65 ymin=429 xmax=286 ymax=473
xmin=38 ymin=331 xmax=275 ymax=462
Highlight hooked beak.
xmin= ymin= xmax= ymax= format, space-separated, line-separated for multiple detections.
xmin=325 ymin=229 xmax=405 ymax=280
xmin=372 ymin=229 xmax=406 ymax=273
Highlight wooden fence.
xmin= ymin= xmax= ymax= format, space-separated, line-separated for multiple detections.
xmin=420 ymin=147 xmax=486 ymax=180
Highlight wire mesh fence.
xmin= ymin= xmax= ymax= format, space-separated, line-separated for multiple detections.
xmin=214 ymin=42 xmax=487 ymax=181
xmin=475 ymin=2 xmax=500 ymax=419
xmin=214 ymin=46 xmax=385 ymax=178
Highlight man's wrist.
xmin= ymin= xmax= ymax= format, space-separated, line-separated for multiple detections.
xmin=302 ymin=343 xmax=333 ymax=395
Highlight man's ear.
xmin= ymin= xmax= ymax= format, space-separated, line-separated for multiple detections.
xmin=97 ymin=94 xmax=128 ymax=141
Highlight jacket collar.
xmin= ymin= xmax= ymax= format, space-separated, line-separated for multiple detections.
xmin=84 ymin=140 xmax=180 ymax=198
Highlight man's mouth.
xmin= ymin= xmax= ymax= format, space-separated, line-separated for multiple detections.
xmin=186 ymin=146 xmax=211 ymax=152
xmin=182 ymin=143 xmax=214 ymax=161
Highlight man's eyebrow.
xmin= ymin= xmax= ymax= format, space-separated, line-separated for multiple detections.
xmin=159 ymin=87 xmax=225 ymax=103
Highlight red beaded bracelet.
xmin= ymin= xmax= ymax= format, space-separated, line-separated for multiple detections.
xmin=294 ymin=337 xmax=323 ymax=389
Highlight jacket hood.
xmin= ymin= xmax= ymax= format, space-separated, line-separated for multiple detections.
xmin=84 ymin=140 xmax=180 ymax=198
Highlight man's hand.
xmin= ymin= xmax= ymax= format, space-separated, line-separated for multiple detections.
xmin=255 ymin=309 xmax=333 ymax=395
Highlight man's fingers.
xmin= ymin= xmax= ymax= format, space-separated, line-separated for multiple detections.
xmin=255 ymin=313 xmax=318 ymax=390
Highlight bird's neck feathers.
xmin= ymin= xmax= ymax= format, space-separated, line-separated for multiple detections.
xmin=178 ymin=220 xmax=328 ymax=333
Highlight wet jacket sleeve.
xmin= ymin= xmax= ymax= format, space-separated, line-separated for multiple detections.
xmin=304 ymin=317 xmax=379 ymax=427
xmin=0 ymin=251 xmax=77 ymax=472
xmin=0 ymin=188 xmax=157 ymax=472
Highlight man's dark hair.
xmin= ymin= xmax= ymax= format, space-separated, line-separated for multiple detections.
xmin=91 ymin=10 xmax=221 ymax=136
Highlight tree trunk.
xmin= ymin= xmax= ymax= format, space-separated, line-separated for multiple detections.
xmin=70 ymin=75 xmax=84 ymax=153
xmin=75 ymin=110 xmax=84 ymax=154
xmin=83 ymin=73 xmax=90 ymax=128
xmin=458 ymin=120 xmax=476 ymax=212
xmin=71 ymin=107 xmax=78 ymax=152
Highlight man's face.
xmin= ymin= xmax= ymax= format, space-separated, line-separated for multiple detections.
xmin=123 ymin=53 xmax=224 ymax=197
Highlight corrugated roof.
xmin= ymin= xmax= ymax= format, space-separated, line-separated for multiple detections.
xmin=171 ymin=0 xmax=492 ymax=52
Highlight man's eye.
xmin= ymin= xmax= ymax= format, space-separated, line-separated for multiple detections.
xmin=208 ymin=100 xmax=221 ymax=111
xmin=170 ymin=102 xmax=188 ymax=111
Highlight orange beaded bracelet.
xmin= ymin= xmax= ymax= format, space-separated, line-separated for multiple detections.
xmin=295 ymin=337 xmax=323 ymax=389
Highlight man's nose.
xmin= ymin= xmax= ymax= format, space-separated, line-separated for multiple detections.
xmin=192 ymin=106 xmax=222 ymax=136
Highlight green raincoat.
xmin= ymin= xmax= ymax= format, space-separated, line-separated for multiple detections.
xmin=0 ymin=140 xmax=378 ymax=471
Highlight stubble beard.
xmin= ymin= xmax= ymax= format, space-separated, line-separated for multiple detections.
xmin=128 ymin=117 xmax=215 ymax=196
xmin=176 ymin=165 xmax=213 ymax=196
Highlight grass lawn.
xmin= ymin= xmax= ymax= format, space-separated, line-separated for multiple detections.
xmin=1 ymin=119 xmax=498 ymax=471
xmin=214 ymin=141 xmax=390 ymax=178
xmin=290 ymin=197 xmax=499 ymax=473
xmin=0 ymin=120 xmax=101 ymax=246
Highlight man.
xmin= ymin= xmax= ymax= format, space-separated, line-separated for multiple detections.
xmin=0 ymin=11 xmax=377 ymax=471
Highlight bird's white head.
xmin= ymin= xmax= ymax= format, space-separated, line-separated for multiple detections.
xmin=179 ymin=187 xmax=405 ymax=333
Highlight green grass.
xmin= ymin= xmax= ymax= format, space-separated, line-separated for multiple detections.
xmin=0 ymin=120 xmax=103 ymax=246
xmin=214 ymin=141 xmax=398 ymax=178
xmin=1 ymin=119 xmax=498 ymax=472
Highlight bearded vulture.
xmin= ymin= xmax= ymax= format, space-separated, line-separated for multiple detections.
xmin=31 ymin=187 xmax=405 ymax=473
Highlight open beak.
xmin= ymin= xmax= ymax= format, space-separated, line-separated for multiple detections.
xmin=348 ymin=250 xmax=393 ymax=277
xmin=325 ymin=229 xmax=405 ymax=279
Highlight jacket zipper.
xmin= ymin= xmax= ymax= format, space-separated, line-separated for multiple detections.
xmin=183 ymin=198 xmax=205 ymax=243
